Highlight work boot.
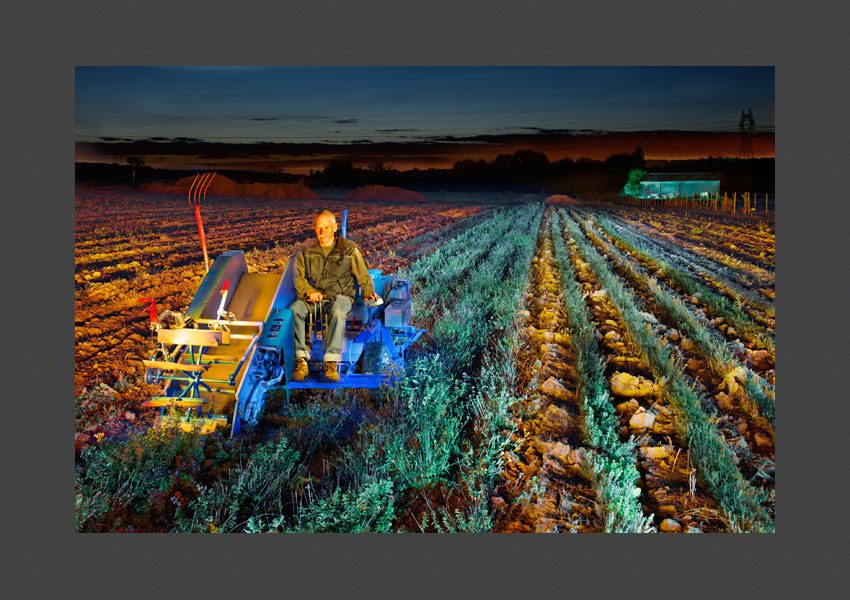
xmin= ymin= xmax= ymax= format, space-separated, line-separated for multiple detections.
xmin=323 ymin=361 xmax=340 ymax=382
xmin=292 ymin=357 xmax=309 ymax=382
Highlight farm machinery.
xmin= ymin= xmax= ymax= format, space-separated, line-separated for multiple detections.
xmin=139 ymin=196 xmax=425 ymax=437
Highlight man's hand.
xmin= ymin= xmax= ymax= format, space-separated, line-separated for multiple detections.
xmin=365 ymin=292 xmax=380 ymax=303
xmin=307 ymin=290 xmax=324 ymax=303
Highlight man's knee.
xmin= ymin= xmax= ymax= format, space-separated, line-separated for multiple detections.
xmin=330 ymin=296 xmax=352 ymax=319
xmin=291 ymin=299 xmax=308 ymax=317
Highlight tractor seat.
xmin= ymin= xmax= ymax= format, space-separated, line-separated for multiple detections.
xmin=345 ymin=304 xmax=369 ymax=333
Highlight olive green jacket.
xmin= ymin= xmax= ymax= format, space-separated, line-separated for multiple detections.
xmin=294 ymin=236 xmax=375 ymax=301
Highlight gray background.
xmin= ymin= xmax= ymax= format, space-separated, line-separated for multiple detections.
xmin=1 ymin=0 xmax=848 ymax=598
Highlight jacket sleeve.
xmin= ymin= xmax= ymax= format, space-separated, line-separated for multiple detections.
xmin=293 ymin=250 xmax=315 ymax=299
xmin=350 ymin=246 xmax=375 ymax=297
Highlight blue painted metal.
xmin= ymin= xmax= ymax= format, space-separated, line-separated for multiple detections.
xmin=143 ymin=209 xmax=427 ymax=437
xmin=185 ymin=250 xmax=247 ymax=319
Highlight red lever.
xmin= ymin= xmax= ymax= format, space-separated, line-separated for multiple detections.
xmin=138 ymin=297 xmax=158 ymax=323
xmin=221 ymin=279 xmax=230 ymax=292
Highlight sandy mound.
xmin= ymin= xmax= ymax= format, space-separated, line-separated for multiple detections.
xmin=545 ymin=194 xmax=581 ymax=206
xmin=143 ymin=175 xmax=319 ymax=199
xmin=344 ymin=185 xmax=427 ymax=202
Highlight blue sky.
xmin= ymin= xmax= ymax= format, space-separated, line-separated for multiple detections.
xmin=76 ymin=66 xmax=775 ymax=144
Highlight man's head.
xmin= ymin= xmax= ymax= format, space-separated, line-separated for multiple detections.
xmin=313 ymin=210 xmax=338 ymax=247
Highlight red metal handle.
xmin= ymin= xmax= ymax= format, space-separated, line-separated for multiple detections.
xmin=138 ymin=297 xmax=158 ymax=323
xmin=221 ymin=279 xmax=230 ymax=292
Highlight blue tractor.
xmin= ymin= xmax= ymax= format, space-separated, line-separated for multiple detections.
xmin=140 ymin=209 xmax=425 ymax=436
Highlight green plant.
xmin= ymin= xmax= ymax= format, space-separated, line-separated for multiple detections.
xmin=187 ymin=435 xmax=302 ymax=533
xmin=294 ymin=479 xmax=396 ymax=532
xmin=624 ymin=168 xmax=646 ymax=197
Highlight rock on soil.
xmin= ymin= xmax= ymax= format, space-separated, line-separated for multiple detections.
xmin=680 ymin=337 xmax=696 ymax=352
xmin=629 ymin=409 xmax=656 ymax=431
xmin=615 ymin=398 xmax=640 ymax=417
xmin=715 ymin=392 xmax=735 ymax=413
xmin=603 ymin=330 xmax=622 ymax=342
xmin=659 ymin=518 xmax=683 ymax=533
xmin=610 ymin=372 xmax=657 ymax=398
xmin=667 ymin=329 xmax=681 ymax=342
xmin=640 ymin=445 xmax=672 ymax=460
xmin=748 ymin=349 xmax=774 ymax=371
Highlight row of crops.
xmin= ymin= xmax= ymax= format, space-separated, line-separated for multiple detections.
xmin=75 ymin=194 xmax=775 ymax=532
xmin=549 ymin=208 xmax=773 ymax=532
xmin=75 ymin=203 xmax=544 ymax=532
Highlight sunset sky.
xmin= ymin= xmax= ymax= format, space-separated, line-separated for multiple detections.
xmin=75 ymin=67 xmax=775 ymax=173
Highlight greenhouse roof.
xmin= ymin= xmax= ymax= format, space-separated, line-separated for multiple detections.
xmin=641 ymin=172 xmax=722 ymax=182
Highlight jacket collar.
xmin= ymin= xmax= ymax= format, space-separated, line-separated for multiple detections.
xmin=304 ymin=236 xmax=348 ymax=254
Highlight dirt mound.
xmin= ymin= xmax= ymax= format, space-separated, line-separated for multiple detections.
xmin=344 ymin=185 xmax=427 ymax=202
xmin=545 ymin=194 xmax=581 ymax=206
xmin=142 ymin=175 xmax=319 ymax=199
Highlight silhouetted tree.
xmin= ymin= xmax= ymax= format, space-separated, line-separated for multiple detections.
xmin=632 ymin=146 xmax=646 ymax=169
xmin=126 ymin=156 xmax=145 ymax=185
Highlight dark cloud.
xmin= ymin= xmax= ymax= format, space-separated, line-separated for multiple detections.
xmin=250 ymin=117 xmax=279 ymax=121
xmin=98 ymin=136 xmax=134 ymax=142
xmin=332 ymin=118 xmax=358 ymax=124
xmin=375 ymin=128 xmax=419 ymax=132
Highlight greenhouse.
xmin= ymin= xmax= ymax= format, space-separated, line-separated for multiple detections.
xmin=639 ymin=172 xmax=721 ymax=198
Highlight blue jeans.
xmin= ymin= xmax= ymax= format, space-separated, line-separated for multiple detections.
xmin=291 ymin=295 xmax=353 ymax=362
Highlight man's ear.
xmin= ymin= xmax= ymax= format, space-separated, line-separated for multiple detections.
xmin=333 ymin=221 xmax=339 ymax=233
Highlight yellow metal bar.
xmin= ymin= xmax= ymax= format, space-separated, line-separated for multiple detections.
xmin=194 ymin=318 xmax=264 ymax=330
xmin=143 ymin=397 xmax=205 ymax=408
xmin=157 ymin=328 xmax=226 ymax=347
xmin=142 ymin=359 xmax=207 ymax=372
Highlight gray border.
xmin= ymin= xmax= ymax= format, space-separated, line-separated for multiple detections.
xmin=3 ymin=1 xmax=848 ymax=598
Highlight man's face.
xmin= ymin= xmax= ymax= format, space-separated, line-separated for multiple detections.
xmin=314 ymin=214 xmax=338 ymax=247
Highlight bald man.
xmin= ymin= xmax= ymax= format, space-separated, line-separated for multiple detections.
xmin=291 ymin=210 xmax=380 ymax=382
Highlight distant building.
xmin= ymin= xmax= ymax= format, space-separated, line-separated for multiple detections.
xmin=639 ymin=172 xmax=721 ymax=199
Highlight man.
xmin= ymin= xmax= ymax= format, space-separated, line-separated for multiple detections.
xmin=291 ymin=210 xmax=380 ymax=382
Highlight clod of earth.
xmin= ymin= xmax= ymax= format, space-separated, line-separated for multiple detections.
xmin=615 ymin=398 xmax=640 ymax=417
xmin=640 ymin=445 xmax=672 ymax=460
xmin=539 ymin=377 xmax=574 ymax=403
xmin=603 ymin=330 xmax=622 ymax=342
xmin=610 ymin=372 xmax=658 ymax=398
xmin=716 ymin=392 xmax=735 ymax=412
xmin=748 ymin=349 xmax=774 ymax=371
xmin=659 ymin=518 xmax=683 ymax=533
xmin=629 ymin=409 xmax=657 ymax=431
xmin=719 ymin=367 xmax=748 ymax=396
